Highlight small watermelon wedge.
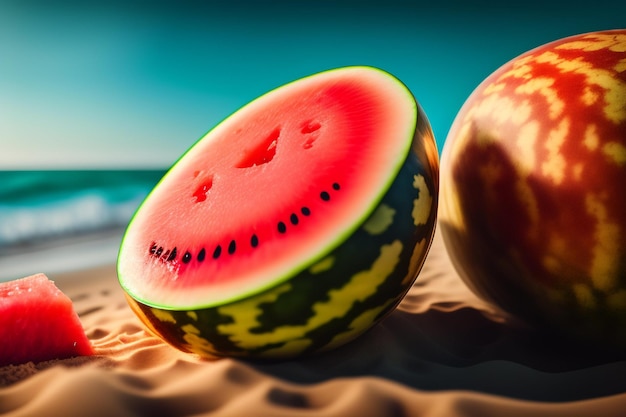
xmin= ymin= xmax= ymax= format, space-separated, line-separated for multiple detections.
xmin=0 ymin=273 xmax=93 ymax=366
xmin=118 ymin=66 xmax=439 ymax=359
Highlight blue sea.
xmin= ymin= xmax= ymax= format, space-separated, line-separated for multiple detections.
xmin=0 ymin=170 xmax=165 ymax=281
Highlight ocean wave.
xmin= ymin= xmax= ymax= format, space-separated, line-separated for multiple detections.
xmin=0 ymin=192 xmax=142 ymax=247
xmin=0 ymin=170 xmax=164 ymax=249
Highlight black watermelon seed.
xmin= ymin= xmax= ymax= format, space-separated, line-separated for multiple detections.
xmin=198 ymin=248 xmax=206 ymax=262
xmin=301 ymin=207 xmax=311 ymax=216
xmin=320 ymin=191 xmax=330 ymax=201
xmin=167 ymin=247 xmax=177 ymax=261
xmin=278 ymin=221 xmax=287 ymax=233
xmin=149 ymin=243 xmax=157 ymax=255
xmin=182 ymin=251 xmax=192 ymax=263
xmin=213 ymin=245 xmax=222 ymax=259
xmin=290 ymin=213 xmax=299 ymax=225
xmin=332 ymin=182 xmax=340 ymax=190
xmin=155 ymin=247 xmax=163 ymax=256
xmin=228 ymin=240 xmax=236 ymax=254
xmin=251 ymin=234 xmax=259 ymax=248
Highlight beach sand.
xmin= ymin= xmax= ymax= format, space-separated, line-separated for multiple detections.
xmin=1 ymin=228 xmax=625 ymax=417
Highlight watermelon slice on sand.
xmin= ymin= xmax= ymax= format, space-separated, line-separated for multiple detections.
xmin=0 ymin=273 xmax=93 ymax=366
xmin=118 ymin=66 xmax=439 ymax=359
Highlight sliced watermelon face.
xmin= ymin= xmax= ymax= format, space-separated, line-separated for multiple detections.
xmin=118 ymin=66 xmax=439 ymax=359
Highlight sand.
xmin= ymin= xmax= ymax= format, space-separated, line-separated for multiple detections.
xmin=1 ymin=228 xmax=625 ymax=417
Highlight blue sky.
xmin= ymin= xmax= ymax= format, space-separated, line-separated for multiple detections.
xmin=1 ymin=1 xmax=624 ymax=168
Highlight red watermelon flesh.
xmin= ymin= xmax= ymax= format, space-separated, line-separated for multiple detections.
xmin=120 ymin=67 xmax=419 ymax=309
xmin=0 ymin=273 xmax=93 ymax=366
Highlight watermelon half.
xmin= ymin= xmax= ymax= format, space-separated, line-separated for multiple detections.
xmin=117 ymin=66 xmax=439 ymax=359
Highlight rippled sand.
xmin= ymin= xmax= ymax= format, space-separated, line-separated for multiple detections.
xmin=1 ymin=228 xmax=625 ymax=417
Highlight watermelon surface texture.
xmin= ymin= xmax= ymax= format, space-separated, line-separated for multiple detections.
xmin=118 ymin=66 xmax=439 ymax=359
xmin=0 ymin=273 xmax=94 ymax=366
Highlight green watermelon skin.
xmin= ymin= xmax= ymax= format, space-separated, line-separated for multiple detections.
xmin=125 ymin=104 xmax=438 ymax=359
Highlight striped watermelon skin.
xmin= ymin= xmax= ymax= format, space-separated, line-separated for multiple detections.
xmin=126 ymin=105 xmax=438 ymax=359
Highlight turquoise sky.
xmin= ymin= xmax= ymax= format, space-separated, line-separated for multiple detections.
xmin=1 ymin=1 xmax=624 ymax=168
